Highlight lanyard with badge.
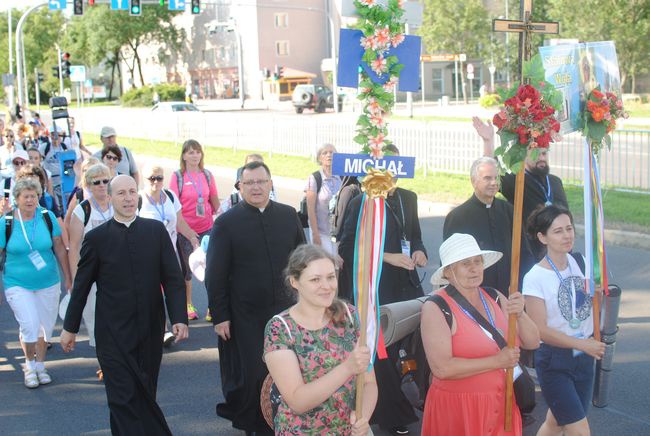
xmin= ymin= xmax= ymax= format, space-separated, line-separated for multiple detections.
xmin=146 ymin=192 xmax=169 ymax=225
xmin=525 ymin=170 xmax=553 ymax=206
xmin=90 ymin=197 xmax=113 ymax=224
xmin=546 ymin=254 xmax=583 ymax=329
xmin=17 ymin=209 xmax=47 ymax=271
xmin=386 ymin=191 xmax=410 ymax=256
xmin=186 ymin=171 xmax=206 ymax=217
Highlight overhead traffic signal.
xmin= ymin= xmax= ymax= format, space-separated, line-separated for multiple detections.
xmin=130 ymin=0 xmax=142 ymax=16
xmin=191 ymin=0 xmax=201 ymax=14
xmin=73 ymin=0 xmax=83 ymax=15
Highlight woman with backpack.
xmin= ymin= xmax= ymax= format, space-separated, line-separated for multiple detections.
xmin=170 ymin=139 xmax=219 ymax=321
xmin=420 ymin=233 xmax=539 ymax=435
xmin=305 ymin=143 xmax=341 ymax=256
xmin=0 ymin=178 xmax=72 ymax=388
xmin=523 ymin=206 xmax=605 ymax=436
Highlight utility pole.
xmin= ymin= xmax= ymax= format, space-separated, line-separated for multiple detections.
xmin=7 ymin=9 xmax=15 ymax=111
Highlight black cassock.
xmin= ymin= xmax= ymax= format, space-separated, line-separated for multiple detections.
xmin=500 ymin=171 xmax=569 ymax=223
xmin=339 ymin=188 xmax=426 ymax=430
xmin=206 ymin=201 xmax=305 ymax=433
xmin=64 ymin=218 xmax=187 ymax=436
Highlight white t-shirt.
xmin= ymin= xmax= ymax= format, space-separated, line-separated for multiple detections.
xmin=72 ymin=198 xmax=114 ymax=233
xmin=137 ymin=189 xmax=182 ymax=246
xmin=522 ymin=254 xmax=594 ymax=340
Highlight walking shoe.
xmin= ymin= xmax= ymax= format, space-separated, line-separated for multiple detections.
xmin=187 ymin=304 xmax=198 ymax=320
xmin=205 ymin=309 xmax=212 ymax=322
xmin=36 ymin=369 xmax=52 ymax=385
xmin=24 ymin=369 xmax=39 ymax=389
xmin=391 ymin=426 xmax=410 ymax=435
xmin=163 ymin=331 xmax=175 ymax=348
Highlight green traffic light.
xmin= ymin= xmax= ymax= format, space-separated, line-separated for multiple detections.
xmin=193 ymin=7 xmax=200 ymax=13
xmin=132 ymin=6 xmax=140 ymax=13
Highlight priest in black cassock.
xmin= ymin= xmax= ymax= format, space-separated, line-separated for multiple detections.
xmin=61 ymin=175 xmax=188 ymax=436
xmin=206 ymin=161 xmax=305 ymax=435
xmin=339 ymin=177 xmax=427 ymax=435
xmin=443 ymin=156 xmax=536 ymax=292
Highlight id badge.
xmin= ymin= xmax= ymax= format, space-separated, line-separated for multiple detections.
xmin=196 ymin=202 xmax=205 ymax=217
xmin=28 ymin=250 xmax=47 ymax=271
xmin=572 ymin=333 xmax=585 ymax=357
xmin=400 ymin=239 xmax=411 ymax=256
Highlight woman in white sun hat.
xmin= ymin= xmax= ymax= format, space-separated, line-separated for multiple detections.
xmin=420 ymin=233 xmax=539 ymax=436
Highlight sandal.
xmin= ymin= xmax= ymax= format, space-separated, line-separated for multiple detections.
xmin=36 ymin=369 xmax=52 ymax=385
xmin=24 ymin=369 xmax=39 ymax=389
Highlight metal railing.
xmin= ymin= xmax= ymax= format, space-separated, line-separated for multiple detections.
xmin=79 ymin=110 xmax=650 ymax=191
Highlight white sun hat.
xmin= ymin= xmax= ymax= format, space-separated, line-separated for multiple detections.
xmin=430 ymin=233 xmax=503 ymax=285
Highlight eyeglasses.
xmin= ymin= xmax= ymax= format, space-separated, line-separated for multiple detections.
xmin=147 ymin=176 xmax=164 ymax=182
xmin=240 ymin=179 xmax=269 ymax=187
xmin=12 ymin=160 xmax=26 ymax=166
xmin=91 ymin=179 xmax=111 ymax=186
xmin=104 ymin=155 xmax=119 ymax=161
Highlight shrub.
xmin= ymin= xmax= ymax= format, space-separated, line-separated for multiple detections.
xmin=479 ymin=93 xmax=501 ymax=108
xmin=121 ymin=86 xmax=154 ymax=107
xmin=154 ymin=83 xmax=185 ymax=101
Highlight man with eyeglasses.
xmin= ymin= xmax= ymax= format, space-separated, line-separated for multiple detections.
xmin=205 ymin=161 xmax=305 ymax=435
xmin=338 ymin=144 xmax=427 ymax=436
xmin=93 ymin=126 xmax=140 ymax=186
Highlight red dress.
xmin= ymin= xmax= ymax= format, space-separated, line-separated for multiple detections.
xmin=421 ymin=288 xmax=522 ymax=436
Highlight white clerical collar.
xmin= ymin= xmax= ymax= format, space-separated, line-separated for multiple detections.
xmin=114 ymin=216 xmax=137 ymax=227
xmin=258 ymin=207 xmax=265 ymax=212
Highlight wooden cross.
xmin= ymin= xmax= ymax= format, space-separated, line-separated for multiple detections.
xmin=492 ymin=0 xmax=560 ymax=431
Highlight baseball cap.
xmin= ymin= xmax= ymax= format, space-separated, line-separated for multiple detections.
xmin=11 ymin=150 xmax=30 ymax=162
xmin=100 ymin=126 xmax=117 ymax=138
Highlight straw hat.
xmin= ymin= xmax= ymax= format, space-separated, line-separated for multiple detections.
xmin=430 ymin=233 xmax=503 ymax=285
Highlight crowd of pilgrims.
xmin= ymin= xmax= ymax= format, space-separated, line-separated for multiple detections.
xmin=0 ymin=115 xmax=605 ymax=436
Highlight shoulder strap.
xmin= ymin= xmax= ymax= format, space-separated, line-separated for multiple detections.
xmin=570 ymin=252 xmax=586 ymax=275
xmin=428 ymin=294 xmax=453 ymax=329
xmin=44 ymin=141 xmax=50 ymax=156
xmin=203 ymin=169 xmax=212 ymax=189
xmin=76 ymin=188 xmax=84 ymax=202
xmin=80 ymin=199 xmax=92 ymax=227
xmin=137 ymin=194 xmax=143 ymax=211
xmin=313 ymin=171 xmax=322 ymax=193
xmin=163 ymin=188 xmax=175 ymax=204
xmin=5 ymin=212 xmax=13 ymax=244
xmin=41 ymin=208 xmax=53 ymax=238
xmin=272 ymin=314 xmax=293 ymax=340
xmin=482 ymin=287 xmax=503 ymax=308
xmin=175 ymin=170 xmax=183 ymax=196
xmin=4 ymin=178 xmax=10 ymax=191
xmin=123 ymin=147 xmax=131 ymax=166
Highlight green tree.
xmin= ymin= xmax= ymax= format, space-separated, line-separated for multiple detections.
xmin=548 ymin=0 xmax=650 ymax=93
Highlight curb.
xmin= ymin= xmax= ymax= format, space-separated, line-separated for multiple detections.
xmin=575 ymin=224 xmax=650 ymax=251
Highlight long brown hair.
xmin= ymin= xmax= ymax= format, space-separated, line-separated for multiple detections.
xmin=284 ymin=244 xmax=349 ymax=326
xmin=180 ymin=139 xmax=205 ymax=172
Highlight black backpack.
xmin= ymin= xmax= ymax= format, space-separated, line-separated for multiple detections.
xmin=298 ymin=171 xmax=321 ymax=228
xmin=174 ymin=169 xmax=212 ymax=197
xmin=1 ymin=208 xmax=54 ymax=270
xmin=137 ymin=189 xmax=175 ymax=211
xmin=329 ymin=180 xmax=361 ymax=238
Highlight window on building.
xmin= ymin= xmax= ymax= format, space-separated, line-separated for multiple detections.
xmin=274 ymin=12 xmax=289 ymax=28
xmin=276 ymin=40 xmax=290 ymax=56
xmin=431 ymin=68 xmax=444 ymax=95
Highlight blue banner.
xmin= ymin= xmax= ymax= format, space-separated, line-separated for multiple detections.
xmin=332 ymin=153 xmax=415 ymax=178
xmin=49 ymin=0 xmax=66 ymax=11
xmin=169 ymin=0 xmax=186 ymax=11
xmin=111 ymin=0 xmax=129 ymax=10
xmin=539 ymin=42 xmax=621 ymax=134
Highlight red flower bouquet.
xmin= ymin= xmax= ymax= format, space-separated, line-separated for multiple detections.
xmin=582 ymin=86 xmax=628 ymax=155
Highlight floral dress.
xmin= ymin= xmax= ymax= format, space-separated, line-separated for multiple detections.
xmin=263 ymin=304 xmax=360 ymax=435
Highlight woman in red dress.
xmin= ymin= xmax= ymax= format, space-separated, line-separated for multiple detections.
xmin=420 ymin=233 xmax=540 ymax=435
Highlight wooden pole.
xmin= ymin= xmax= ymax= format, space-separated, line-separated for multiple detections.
xmin=589 ymin=152 xmax=602 ymax=341
xmin=355 ymin=198 xmax=375 ymax=420
xmin=505 ymin=169 xmax=525 ymax=431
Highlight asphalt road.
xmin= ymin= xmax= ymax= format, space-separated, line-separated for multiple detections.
xmin=0 ymin=160 xmax=648 ymax=435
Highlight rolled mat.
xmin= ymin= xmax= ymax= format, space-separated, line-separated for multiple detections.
xmin=380 ymin=296 xmax=429 ymax=347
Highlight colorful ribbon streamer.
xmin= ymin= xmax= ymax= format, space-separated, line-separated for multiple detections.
xmin=353 ymin=193 xmax=387 ymax=367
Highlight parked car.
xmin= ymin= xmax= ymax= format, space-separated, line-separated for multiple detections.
xmin=292 ymin=84 xmax=343 ymax=114
xmin=151 ymin=102 xmax=201 ymax=112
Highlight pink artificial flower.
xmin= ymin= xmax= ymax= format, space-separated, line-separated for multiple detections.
xmin=361 ymin=87 xmax=373 ymax=94
xmin=361 ymin=36 xmax=375 ymax=50
xmin=375 ymin=26 xmax=391 ymax=48
xmin=367 ymin=99 xmax=382 ymax=116
xmin=370 ymin=114 xmax=385 ymax=128
xmin=397 ymin=0 xmax=404 ymax=8
xmin=391 ymin=33 xmax=405 ymax=48
xmin=371 ymin=56 xmax=387 ymax=75
xmin=369 ymin=132 xmax=386 ymax=148
xmin=369 ymin=144 xmax=384 ymax=159
xmin=383 ymin=76 xmax=398 ymax=91
xmin=360 ymin=0 xmax=375 ymax=7
xmin=604 ymin=112 xmax=612 ymax=121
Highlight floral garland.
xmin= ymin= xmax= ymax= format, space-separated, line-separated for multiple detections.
xmin=582 ymin=86 xmax=628 ymax=155
xmin=353 ymin=0 xmax=406 ymax=159
xmin=492 ymin=55 xmax=564 ymax=173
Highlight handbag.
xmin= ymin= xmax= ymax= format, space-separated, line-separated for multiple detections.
xmin=445 ymin=285 xmax=536 ymax=413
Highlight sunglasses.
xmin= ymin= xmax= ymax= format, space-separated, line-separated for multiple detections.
xmin=147 ymin=175 xmax=164 ymax=182
xmin=12 ymin=160 xmax=26 ymax=166
xmin=104 ymin=155 xmax=119 ymax=161
xmin=91 ymin=179 xmax=111 ymax=186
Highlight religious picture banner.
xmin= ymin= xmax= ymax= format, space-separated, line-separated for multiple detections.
xmin=538 ymin=42 xmax=622 ymax=134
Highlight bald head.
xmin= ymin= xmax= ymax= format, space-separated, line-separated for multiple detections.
xmin=109 ymin=175 xmax=138 ymax=220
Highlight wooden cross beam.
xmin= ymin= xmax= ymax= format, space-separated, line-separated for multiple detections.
xmin=493 ymin=0 xmax=559 ymax=83
xmin=492 ymin=0 xmax=560 ymax=432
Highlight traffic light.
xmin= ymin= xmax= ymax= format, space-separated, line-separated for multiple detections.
xmin=130 ymin=0 xmax=141 ymax=16
xmin=37 ymin=72 xmax=45 ymax=83
xmin=73 ymin=0 xmax=83 ymax=15
xmin=191 ymin=0 xmax=201 ymax=14
xmin=52 ymin=65 xmax=60 ymax=79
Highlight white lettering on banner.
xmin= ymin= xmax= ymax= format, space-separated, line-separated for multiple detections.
xmin=344 ymin=159 xmax=362 ymax=174
xmin=344 ymin=157 xmax=408 ymax=176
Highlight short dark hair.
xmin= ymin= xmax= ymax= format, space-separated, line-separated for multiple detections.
xmin=241 ymin=160 xmax=271 ymax=178
xmin=385 ymin=144 xmax=400 ymax=155
xmin=102 ymin=145 xmax=123 ymax=161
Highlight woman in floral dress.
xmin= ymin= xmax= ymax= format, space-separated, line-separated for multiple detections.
xmin=264 ymin=244 xmax=377 ymax=435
